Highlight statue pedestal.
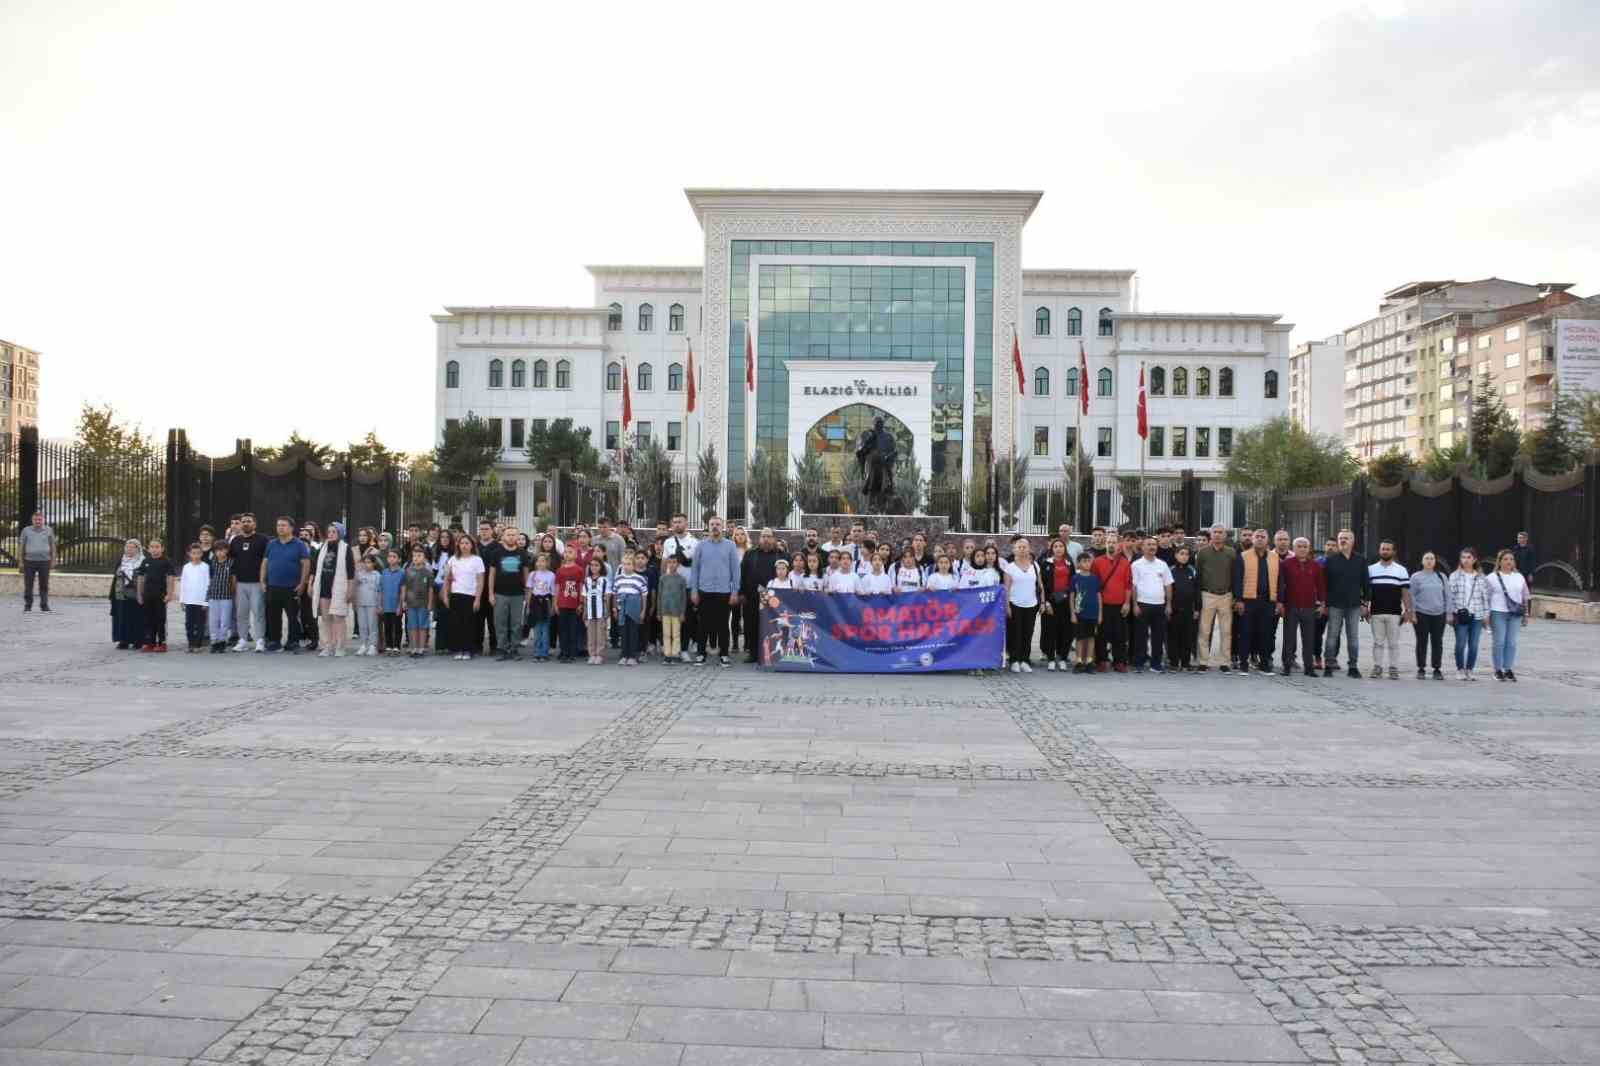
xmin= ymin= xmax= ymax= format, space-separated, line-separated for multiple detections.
xmin=801 ymin=513 xmax=948 ymax=545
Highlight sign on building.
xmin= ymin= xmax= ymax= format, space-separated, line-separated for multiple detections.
xmin=1555 ymin=319 xmax=1600 ymax=394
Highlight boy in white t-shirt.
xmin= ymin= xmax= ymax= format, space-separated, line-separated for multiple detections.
xmin=178 ymin=543 xmax=212 ymax=653
xmin=826 ymin=552 xmax=860 ymax=594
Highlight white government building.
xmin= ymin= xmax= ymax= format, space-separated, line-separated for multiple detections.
xmin=433 ymin=189 xmax=1290 ymax=531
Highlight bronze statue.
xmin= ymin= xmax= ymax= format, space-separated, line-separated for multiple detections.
xmin=854 ymin=415 xmax=898 ymax=513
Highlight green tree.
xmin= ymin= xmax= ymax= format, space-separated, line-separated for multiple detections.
xmin=1224 ymin=415 xmax=1358 ymax=492
xmin=1366 ymin=447 xmax=1416 ymax=486
xmin=694 ymin=443 xmax=722 ymax=525
xmin=1467 ymin=375 xmax=1523 ymax=478
xmin=1062 ymin=451 xmax=1094 ymax=529
xmin=256 ymin=431 xmax=335 ymax=466
xmin=71 ymin=403 xmax=162 ymax=541
xmin=889 ymin=452 xmax=927 ymax=515
xmin=994 ymin=453 xmax=1029 ymax=528
xmin=1420 ymin=440 xmax=1470 ymax=481
xmin=746 ymin=447 xmax=794 ymax=527
xmin=1527 ymin=387 xmax=1587 ymax=474
xmin=789 ymin=449 xmax=829 ymax=517
xmin=525 ymin=418 xmax=606 ymax=478
xmin=431 ymin=415 xmax=501 ymax=515
xmin=964 ymin=470 xmax=989 ymax=531
xmin=345 ymin=429 xmax=405 ymax=468
xmin=1571 ymin=391 xmax=1600 ymax=453
xmin=627 ymin=436 xmax=675 ymax=523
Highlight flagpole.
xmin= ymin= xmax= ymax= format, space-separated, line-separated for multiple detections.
xmin=1075 ymin=372 xmax=1083 ymax=531
xmin=745 ymin=319 xmax=755 ymax=526
xmin=1139 ymin=360 xmax=1147 ymax=530
xmin=1010 ymin=324 xmax=1019 ymax=532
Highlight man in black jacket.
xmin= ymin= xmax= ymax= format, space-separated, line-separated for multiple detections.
xmin=1512 ymin=532 xmax=1536 ymax=579
xmin=1321 ymin=529 xmax=1370 ymax=678
xmin=739 ymin=527 xmax=784 ymax=663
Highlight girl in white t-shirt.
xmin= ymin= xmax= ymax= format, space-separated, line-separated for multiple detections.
xmin=999 ymin=539 xmax=1042 ymax=672
xmin=893 ymin=548 xmax=926 ymax=594
xmin=858 ymin=559 xmax=893 ymax=595
xmin=443 ymin=538 xmax=486 ymax=661
xmin=926 ymin=555 xmax=959 ymax=591
xmin=826 ymin=554 xmax=859 ymax=594
xmin=766 ymin=559 xmax=794 ymax=592
xmin=960 ymin=558 xmax=998 ymax=589
xmin=797 ymin=552 xmax=826 ymax=591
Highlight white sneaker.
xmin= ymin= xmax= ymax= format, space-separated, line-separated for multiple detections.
xmin=333 ymin=649 xmax=345 ymax=658
xmin=254 ymin=640 xmax=265 ymax=653
xmin=1010 ymin=662 xmax=1020 ymax=673
xmin=1020 ymin=661 xmax=1033 ymax=673
xmin=317 ymin=649 xmax=329 ymax=657
xmin=232 ymin=639 xmax=248 ymax=652
xmin=680 ymin=651 xmax=692 ymax=663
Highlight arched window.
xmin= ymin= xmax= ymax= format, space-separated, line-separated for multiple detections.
xmin=1035 ymin=306 xmax=1050 ymax=336
xmin=1149 ymin=366 xmax=1165 ymax=396
xmin=445 ymin=360 xmax=459 ymax=388
xmin=1067 ymin=307 xmax=1083 ymax=336
xmin=606 ymin=362 xmax=621 ymax=391
xmin=637 ymin=362 xmax=652 ymax=391
xmin=607 ymin=303 xmax=622 ymax=331
xmin=1097 ymin=367 xmax=1114 ymax=397
xmin=668 ymin=303 xmax=685 ymax=332
xmin=1219 ymin=367 xmax=1235 ymax=397
xmin=488 ymin=358 xmax=504 ymax=388
xmin=638 ymin=303 xmax=653 ymax=332
xmin=1033 ymin=366 xmax=1050 ymax=395
xmin=533 ymin=359 xmax=548 ymax=388
xmin=1098 ymin=307 xmax=1114 ymax=337
xmin=555 ymin=359 xmax=571 ymax=389
xmin=1263 ymin=369 xmax=1278 ymax=398
xmin=667 ymin=362 xmax=684 ymax=391
xmin=1066 ymin=366 xmax=1080 ymax=395
xmin=1172 ymin=367 xmax=1188 ymax=396
xmin=1196 ymin=367 xmax=1212 ymax=396
xmin=510 ymin=359 xmax=526 ymax=388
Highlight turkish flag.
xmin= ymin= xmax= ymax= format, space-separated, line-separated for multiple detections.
xmin=1079 ymin=341 xmax=1090 ymax=415
xmin=746 ymin=323 xmax=755 ymax=392
xmin=621 ymin=357 xmax=633 ymax=431
xmin=1012 ymin=329 xmax=1025 ymax=395
xmin=685 ymin=340 xmax=697 ymax=413
xmin=1137 ymin=364 xmax=1148 ymax=440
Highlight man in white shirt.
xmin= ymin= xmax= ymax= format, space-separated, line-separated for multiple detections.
xmin=661 ymin=512 xmax=699 ymax=661
xmin=1130 ymin=537 xmax=1174 ymax=673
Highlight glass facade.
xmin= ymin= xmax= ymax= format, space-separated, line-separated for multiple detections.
xmin=725 ymin=240 xmax=993 ymax=489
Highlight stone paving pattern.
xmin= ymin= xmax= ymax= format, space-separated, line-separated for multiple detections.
xmin=0 ymin=601 xmax=1597 ymax=1064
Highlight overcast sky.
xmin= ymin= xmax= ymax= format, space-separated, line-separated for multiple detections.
xmin=3 ymin=0 xmax=1596 ymax=455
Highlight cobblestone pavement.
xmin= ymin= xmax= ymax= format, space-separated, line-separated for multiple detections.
xmin=1 ymin=600 xmax=1598 ymax=1065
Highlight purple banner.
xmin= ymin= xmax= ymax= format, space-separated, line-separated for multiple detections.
xmin=758 ymin=588 xmax=1005 ymax=673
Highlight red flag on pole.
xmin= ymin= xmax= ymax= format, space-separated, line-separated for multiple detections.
xmin=1078 ymin=341 xmax=1090 ymax=415
xmin=746 ymin=323 xmax=755 ymax=393
xmin=685 ymin=340 xmax=697 ymax=413
xmin=621 ymin=356 xmax=633 ymax=431
xmin=1012 ymin=328 xmax=1025 ymax=395
xmin=1136 ymin=363 xmax=1148 ymax=440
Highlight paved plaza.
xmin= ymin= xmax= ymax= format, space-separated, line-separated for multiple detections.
xmin=2 ymin=601 xmax=1599 ymax=1065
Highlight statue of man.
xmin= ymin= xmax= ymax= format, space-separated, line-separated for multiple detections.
xmin=855 ymin=416 xmax=898 ymax=510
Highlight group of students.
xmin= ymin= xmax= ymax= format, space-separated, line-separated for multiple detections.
xmin=106 ymin=511 xmax=1539 ymax=680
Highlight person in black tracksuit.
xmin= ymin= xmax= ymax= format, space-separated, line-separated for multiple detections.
xmin=738 ymin=530 xmax=784 ymax=664
xmin=1168 ymin=545 xmax=1200 ymax=670
xmin=1039 ymin=543 xmax=1075 ymax=668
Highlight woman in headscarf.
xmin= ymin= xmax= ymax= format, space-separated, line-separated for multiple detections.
xmin=309 ymin=521 xmax=357 ymax=656
xmin=110 ymin=538 xmax=146 ymax=649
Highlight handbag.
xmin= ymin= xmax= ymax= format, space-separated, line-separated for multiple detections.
xmin=1494 ymin=572 xmax=1526 ymax=617
xmin=1451 ymin=573 xmax=1477 ymax=625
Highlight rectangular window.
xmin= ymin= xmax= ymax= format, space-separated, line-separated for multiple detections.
xmin=1032 ymin=487 xmax=1048 ymax=525
xmin=444 ymin=418 xmax=459 ymax=436
xmin=1194 ymin=427 xmax=1210 ymax=457
xmin=1478 ymin=335 xmax=1491 ymax=350
xmin=1217 ymin=427 xmax=1233 ymax=457
xmin=667 ymin=421 xmax=682 ymax=451
xmin=1094 ymin=487 xmax=1112 ymax=527
xmin=487 ymin=418 xmax=503 ymax=448
xmin=636 ymin=420 xmax=652 ymax=445
xmin=1477 ymin=360 xmax=1490 ymax=376
xmin=1504 ymin=351 xmax=1520 ymax=368
xmin=501 ymin=480 xmax=517 ymax=518
xmin=1097 ymin=426 xmax=1113 ymax=458
xmin=1171 ymin=427 xmax=1188 ymax=458
xmin=532 ymin=418 xmax=547 ymax=434
xmin=509 ymin=418 xmax=525 ymax=450
xmin=1505 ymin=324 xmax=1521 ymax=342
xmin=1063 ymin=426 xmax=1077 ymax=456
xmin=1033 ymin=426 xmax=1049 ymax=456
xmin=1527 ymin=346 xmax=1542 ymax=364
xmin=1148 ymin=426 xmax=1164 ymax=457
xmin=1504 ymin=381 xmax=1519 ymax=396
xmin=605 ymin=421 xmax=619 ymax=450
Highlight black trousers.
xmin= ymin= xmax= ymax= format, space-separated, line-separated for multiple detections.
xmin=696 ymin=592 xmax=731 ymax=657
xmin=729 ymin=601 xmax=743 ymax=651
xmin=142 ymin=599 xmax=167 ymax=644
xmin=1283 ymin=606 xmax=1318 ymax=670
xmin=381 ymin=612 xmax=402 ymax=650
xmin=450 ymin=593 xmax=479 ymax=654
xmin=1414 ymin=611 xmax=1446 ymax=670
xmin=741 ymin=594 xmax=763 ymax=659
xmin=1241 ymin=600 xmax=1274 ymax=667
xmin=295 ymin=591 xmax=314 ymax=646
xmin=1314 ymin=612 xmax=1329 ymax=662
xmin=22 ymin=560 xmax=50 ymax=606
xmin=265 ymin=586 xmax=298 ymax=645
xmin=558 ymin=608 xmax=583 ymax=660
xmin=1168 ymin=606 xmax=1197 ymax=667
xmin=1045 ymin=596 xmax=1073 ymax=660
xmin=1007 ymin=604 xmax=1038 ymax=664
xmin=1132 ymin=605 xmax=1167 ymax=668
xmin=476 ymin=599 xmax=496 ymax=653
xmin=183 ymin=604 xmax=207 ymax=646
xmin=1096 ymin=607 xmax=1128 ymax=666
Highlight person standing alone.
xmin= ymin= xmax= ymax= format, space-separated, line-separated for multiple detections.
xmin=19 ymin=511 xmax=56 ymax=612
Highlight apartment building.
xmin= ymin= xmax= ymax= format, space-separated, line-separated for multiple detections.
xmin=1288 ymin=334 xmax=1345 ymax=437
xmin=1 ymin=339 xmax=41 ymax=450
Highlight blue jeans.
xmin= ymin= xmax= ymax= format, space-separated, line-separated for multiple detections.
xmin=1490 ymin=610 xmax=1521 ymax=672
xmin=531 ymin=618 xmax=551 ymax=658
xmin=1452 ymin=617 xmax=1482 ymax=671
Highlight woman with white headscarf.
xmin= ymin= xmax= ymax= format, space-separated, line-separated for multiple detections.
xmin=309 ymin=522 xmax=357 ymax=656
xmin=110 ymin=538 xmax=146 ymax=649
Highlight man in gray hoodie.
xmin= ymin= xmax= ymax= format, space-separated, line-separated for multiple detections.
xmin=689 ymin=516 xmax=739 ymax=666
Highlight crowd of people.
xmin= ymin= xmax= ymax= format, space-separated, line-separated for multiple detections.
xmin=77 ymin=510 xmax=1540 ymax=680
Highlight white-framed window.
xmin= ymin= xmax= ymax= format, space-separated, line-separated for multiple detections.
xmin=1505 ymin=324 xmax=1521 ymax=342
xmin=1504 ymin=351 xmax=1521 ymax=369
xmin=509 ymin=418 xmax=526 ymax=450
xmin=667 ymin=362 xmax=683 ymax=391
xmin=1035 ymin=306 xmax=1051 ymax=335
xmin=1219 ymin=367 xmax=1235 ymax=397
xmin=637 ymin=362 xmax=653 ymax=391
xmin=510 ymin=359 xmax=526 ymax=388
xmin=1150 ymin=366 xmax=1166 ymax=396
xmin=668 ymin=303 xmax=685 ymax=332
xmin=1172 ymin=366 xmax=1188 ymax=396
xmin=488 ymin=358 xmax=504 ymax=389
xmin=445 ymin=360 xmax=459 ymax=388
xmin=1097 ymin=367 xmax=1113 ymax=397
xmin=667 ymin=421 xmax=682 ymax=451
xmin=555 ymin=359 xmax=571 ymax=389
xmin=1194 ymin=427 xmax=1210 ymax=458
xmin=1478 ymin=334 xmax=1491 ymax=350
xmin=1067 ymin=307 xmax=1083 ymax=336
xmin=1097 ymin=306 xmax=1114 ymax=337
xmin=1196 ymin=367 xmax=1212 ymax=396
xmin=1033 ymin=426 xmax=1049 ymax=456
xmin=638 ymin=303 xmax=653 ymax=332
xmin=636 ymin=420 xmax=652 ymax=444
xmin=1148 ymin=426 xmax=1164 ymax=457
xmin=1066 ymin=367 xmax=1079 ymax=395
xmin=1218 ymin=427 xmax=1233 ymax=457
xmin=607 ymin=303 xmax=622 ymax=331
xmin=1171 ymin=426 xmax=1188 ymax=457
xmin=1033 ymin=366 xmax=1050 ymax=395
xmin=606 ymin=362 xmax=621 ymax=391
xmin=1504 ymin=380 xmax=1520 ymax=396
xmin=1063 ymin=426 xmax=1077 ymax=456
xmin=533 ymin=359 xmax=548 ymax=388
xmin=1097 ymin=425 xmax=1113 ymax=457
xmin=605 ymin=421 xmax=620 ymax=450
xmin=1263 ymin=369 xmax=1277 ymax=399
